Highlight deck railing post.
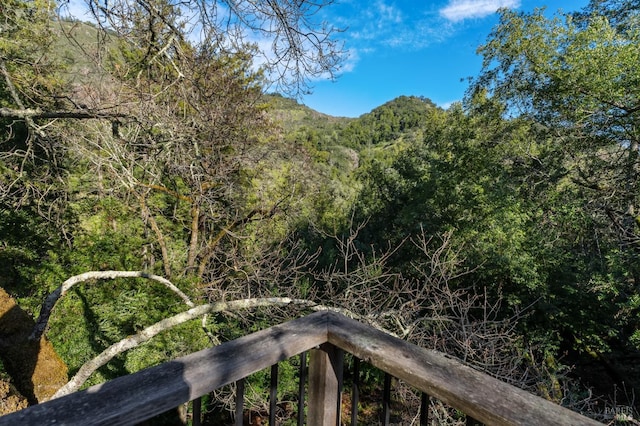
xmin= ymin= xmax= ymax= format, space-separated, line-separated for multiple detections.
xmin=308 ymin=343 xmax=344 ymax=426
xmin=419 ymin=392 xmax=430 ymax=426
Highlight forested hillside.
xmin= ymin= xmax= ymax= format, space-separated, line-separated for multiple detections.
xmin=1 ymin=0 xmax=639 ymax=423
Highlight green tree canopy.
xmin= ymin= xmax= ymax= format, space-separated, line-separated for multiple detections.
xmin=472 ymin=7 xmax=640 ymax=248
xmin=339 ymin=96 xmax=437 ymax=147
xmin=470 ymin=5 xmax=640 ymax=353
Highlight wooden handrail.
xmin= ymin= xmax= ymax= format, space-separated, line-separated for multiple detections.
xmin=326 ymin=312 xmax=601 ymax=426
xmin=0 ymin=311 xmax=602 ymax=425
xmin=0 ymin=313 xmax=328 ymax=426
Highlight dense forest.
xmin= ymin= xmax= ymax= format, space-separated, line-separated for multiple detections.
xmin=1 ymin=0 xmax=639 ymax=423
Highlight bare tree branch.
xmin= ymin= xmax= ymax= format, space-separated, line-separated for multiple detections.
xmin=81 ymin=0 xmax=345 ymax=96
xmin=50 ymin=296 xmax=320 ymax=399
xmin=0 ymin=107 xmax=128 ymax=120
xmin=0 ymin=58 xmax=44 ymax=137
xmin=50 ymin=293 xmax=400 ymax=400
xmin=30 ymin=271 xmax=194 ymax=341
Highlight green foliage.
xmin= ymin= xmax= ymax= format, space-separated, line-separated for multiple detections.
xmin=350 ymin=100 xmax=545 ymax=302
xmin=0 ymin=209 xmax=56 ymax=291
xmin=47 ymin=278 xmax=209 ymax=387
xmin=339 ymin=96 xmax=437 ymax=147
xmin=1 ymin=0 xmax=639 ymax=417
xmin=0 ymin=0 xmax=63 ymax=107
xmin=573 ymin=0 xmax=640 ymax=30
xmin=470 ymin=4 xmax=640 ymax=357
xmin=266 ymin=93 xmax=351 ymax=134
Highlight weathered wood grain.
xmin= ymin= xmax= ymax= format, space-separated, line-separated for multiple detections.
xmin=0 ymin=310 xmax=604 ymax=425
xmin=308 ymin=343 xmax=343 ymax=426
xmin=326 ymin=311 xmax=602 ymax=426
xmin=0 ymin=312 xmax=328 ymax=426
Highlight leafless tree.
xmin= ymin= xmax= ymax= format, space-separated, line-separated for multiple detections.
xmin=60 ymin=0 xmax=346 ymax=96
xmin=1 ymin=0 xmax=345 ymax=235
xmin=18 ymin=220 xmax=570 ymax=426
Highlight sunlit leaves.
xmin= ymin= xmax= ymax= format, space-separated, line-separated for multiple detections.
xmin=471 ymin=4 xmax=640 ymax=354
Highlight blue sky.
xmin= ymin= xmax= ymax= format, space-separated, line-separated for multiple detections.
xmin=61 ymin=0 xmax=591 ymax=118
xmin=301 ymin=0 xmax=590 ymax=117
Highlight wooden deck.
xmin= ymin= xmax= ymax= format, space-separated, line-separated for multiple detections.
xmin=0 ymin=311 xmax=602 ymax=425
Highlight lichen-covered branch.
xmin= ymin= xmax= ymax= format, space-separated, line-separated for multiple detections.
xmin=30 ymin=271 xmax=194 ymax=341
xmin=51 ymin=297 xmax=318 ymax=399
xmin=0 ymin=107 xmax=128 ymax=120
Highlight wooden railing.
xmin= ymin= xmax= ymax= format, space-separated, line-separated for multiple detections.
xmin=0 ymin=311 xmax=601 ymax=425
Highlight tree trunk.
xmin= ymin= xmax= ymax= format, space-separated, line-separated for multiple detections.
xmin=0 ymin=288 xmax=68 ymax=405
xmin=140 ymin=197 xmax=172 ymax=278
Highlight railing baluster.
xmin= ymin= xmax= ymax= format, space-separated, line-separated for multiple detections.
xmin=270 ymin=363 xmax=279 ymax=426
xmin=235 ymin=378 xmax=245 ymax=426
xmin=298 ymin=351 xmax=307 ymax=426
xmin=0 ymin=311 xmax=602 ymax=426
xmin=351 ymin=357 xmax=360 ymax=426
xmin=382 ymin=372 xmax=391 ymax=426
xmin=419 ymin=392 xmax=429 ymax=426
xmin=337 ymin=350 xmax=344 ymax=425
xmin=192 ymin=397 xmax=202 ymax=426
xmin=466 ymin=414 xmax=482 ymax=426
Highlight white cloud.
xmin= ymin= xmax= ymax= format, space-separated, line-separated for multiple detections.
xmin=438 ymin=99 xmax=461 ymax=110
xmin=439 ymin=0 xmax=520 ymax=22
xmin=348 ymin=0 xmax=404 ymax=42
xmin=340 ymin=48 xmax=360 ymax=74
xmin=376 ymin=1 xmax=403 ymax=25
xmin=342 ymin=0 xmax=452 ymax=52
xmin=57 ymin=0 xmax=93 ymax=21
